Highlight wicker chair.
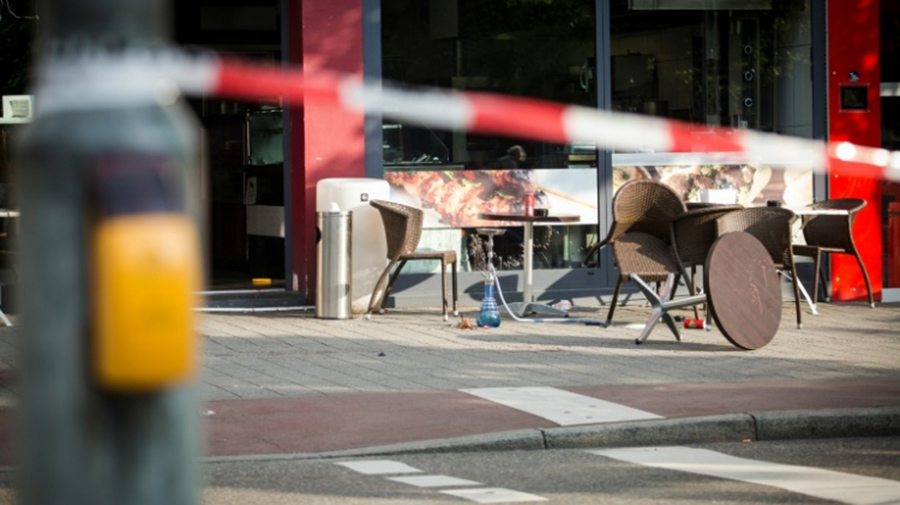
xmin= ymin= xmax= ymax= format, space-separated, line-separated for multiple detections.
xmin=583 ymin=180 xmax=687 ymax=324
xmin=715 ymin=207 xmax=803 ymax=328
xmin=367 ymin=199 xmax=459 ymax=321
xmin=792 ymin=198 xmax=874 ymax=307
xmin=670 ymin=204 xmax=743 ymax=318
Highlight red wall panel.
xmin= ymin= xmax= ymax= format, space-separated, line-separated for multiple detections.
xmin=285 ymin=0 xmax=366 ymax=297
xmin=827 ymin=0 xmax=883 ymax=301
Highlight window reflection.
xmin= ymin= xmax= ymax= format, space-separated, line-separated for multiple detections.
xmin=611 ymin=0 xmax=813 ymax=140
xmin=610 ymin=0 xmax=815 ymax=209
xmin=382 ymin=0 xmax=597 ymax=169
xmin=381 ymin=0 xmax=814 ymax=273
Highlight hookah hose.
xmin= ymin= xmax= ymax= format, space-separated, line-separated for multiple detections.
xmin=489 ymin=264 xmax=607 ymax=326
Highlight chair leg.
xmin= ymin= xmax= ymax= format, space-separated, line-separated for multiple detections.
xmin=367 ymin=259 xmax=398 ymax=318
xmin=606 ymin=278 xmax=624 ymax=324
xmin=817 ymin=257 xmax=832 ymax=303
xmin=690 ymin=265 xmax=700 ymax=320
xmin=382 ymin=259 xmax=408 ymax=311
xmin=440 ymin=259 xmax=449 ymax=321
xmin=582 ymin=242 xmax=600 ymax=267
xmin=811 ymin=249 xmax=821 ymax=304
xmin=852 ymin=250 xmax=875 ymax=308
xmin=451 ymin=260 xmax=459 ymax=316
xmin=668 ymin=273 xmax=682 ymax=300
xmin=678 ymin=265 xmax=700 ymax=321
xmin=790 ymin=264 xmax=802 ymax=329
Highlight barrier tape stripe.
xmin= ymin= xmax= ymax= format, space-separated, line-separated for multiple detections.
xmin=206 ymin=57 xmax=900 ymax=181
xmin=40 ymin=50 xmax=900 ymax=182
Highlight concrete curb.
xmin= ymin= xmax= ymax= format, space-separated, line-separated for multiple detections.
xmin=203 ymin=429 xmax=546 ymax=464
xmin=543 ymin=413 xmax=755 ymax=449
xmin=754 ymin=406 xmax=900 ymax=440
xmin=200 ymin=406 xmax=900 ymax=464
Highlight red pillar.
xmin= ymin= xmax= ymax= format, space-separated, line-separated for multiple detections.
xmin=284 ymin=0 xmax=366 ymax=298
xmin=827 ymin=0 xmax=883 ymax=302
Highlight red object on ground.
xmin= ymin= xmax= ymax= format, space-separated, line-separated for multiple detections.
xmin=683 ymin=318 xmax=706 ymax=329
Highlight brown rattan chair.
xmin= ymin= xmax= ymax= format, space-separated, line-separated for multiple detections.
xmin=792 ymin=198 xmax=874 ymax=307
xmin=367 ymin=199 xmax=459 ymax=321
xmin=715 ymin=207 xmax=803 ymax=328
xmin=583 ymin=180 xmax=687 ymax=324
xmin=670 ymin=204 xmax=743 ymax=318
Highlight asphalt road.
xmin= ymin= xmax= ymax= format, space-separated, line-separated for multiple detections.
xmin=1 ymin=437 xmax=897 ymax=504
xmin=197 ymin=437 xmax=900 ymax=504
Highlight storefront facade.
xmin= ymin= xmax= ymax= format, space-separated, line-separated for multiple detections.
xmin=174 ymin=0 xmax=893 ymax=307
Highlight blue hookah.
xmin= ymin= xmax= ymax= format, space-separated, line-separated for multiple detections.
xmin=476 ymin=228 xmax=503 ymax=328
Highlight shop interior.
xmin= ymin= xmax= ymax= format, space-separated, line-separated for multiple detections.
xmin=174 ymin=0 xmax=286 ymax=290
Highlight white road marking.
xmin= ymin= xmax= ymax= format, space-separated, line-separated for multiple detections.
xmin=590 ymin=446 xmax=900 ymax=505
xmin=335 ymin=460 xmax=422 ymax=475
xmin=336 ymin=460 xmax=545 ymax=502
xmin=386 ymin=474 xmax=482 ymax=488
xmin=462 ymin=387 xmax=662 ymax=426
xmin=441 ymin=487 xmax=548 ymax=503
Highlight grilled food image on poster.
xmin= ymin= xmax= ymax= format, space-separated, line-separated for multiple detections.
xmin=614 ymin=164 xmax=773 ymax=206
xmin=385 ymin=169 xmax=542 ymax=227
xmin=385 ymin=168 xmax=600 ymax=227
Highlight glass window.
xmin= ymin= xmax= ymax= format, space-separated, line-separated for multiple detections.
xmin=382 ymin=0 xmax=597 ymax=169
xmin=881 ymin=6 xmax=900 ymax=293
xmin=382 ymin=0 xmax=599 ymax=273
xmin=610 ymin=0 xmax=816 ymax=208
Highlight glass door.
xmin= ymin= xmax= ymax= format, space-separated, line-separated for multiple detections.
xmin=881 ymin=6 xmax=899 ymax=302
xmin=881 ymin=89 xmax=900 ymax=301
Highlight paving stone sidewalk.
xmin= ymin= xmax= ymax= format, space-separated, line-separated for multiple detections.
xmin=0 ymin=300 xmax=898 ymax=462
xmin=191 ymin=301 xmax=900 ymax=402
xmin=1 ymin=301 xmax=897 ymax=407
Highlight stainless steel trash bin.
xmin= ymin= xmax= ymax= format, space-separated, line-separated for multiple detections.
xmin=316 ymin=211 xmax=352 ymax=319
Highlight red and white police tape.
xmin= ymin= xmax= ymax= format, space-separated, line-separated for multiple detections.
xmin=35 ymin=50 xmax=900 ymax=181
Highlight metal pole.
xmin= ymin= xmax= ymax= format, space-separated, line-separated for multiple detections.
xmin=16 ymin=0 xmax=200 ymax=504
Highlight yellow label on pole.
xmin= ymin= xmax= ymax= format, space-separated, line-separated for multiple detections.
xmin=92 ymin=214 xmax=202 ymax=392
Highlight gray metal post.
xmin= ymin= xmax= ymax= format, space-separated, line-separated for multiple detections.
xmin=16 ymin=0 xmax=200 ymax=504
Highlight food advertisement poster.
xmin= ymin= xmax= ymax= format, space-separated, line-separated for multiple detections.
xmin=385 ymin=162 xmax=812 ymax=229
xmin=385 ymin=169 xmax=599 ymax=228
xmin=615 ymin=163 xmax=814 ymax=209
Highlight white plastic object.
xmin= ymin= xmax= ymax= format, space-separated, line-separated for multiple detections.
xmin=316 ymin=178 xmax=390 ymax=314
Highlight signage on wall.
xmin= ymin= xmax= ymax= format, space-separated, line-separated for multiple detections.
xmin=0 ymin=95 xmax=33 ymax=124
xmin=840 ymin=84 xmax=869 ymax=112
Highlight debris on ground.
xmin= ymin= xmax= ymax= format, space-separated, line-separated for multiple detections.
xmin=456 ymin=318 xmax=476 ymax=330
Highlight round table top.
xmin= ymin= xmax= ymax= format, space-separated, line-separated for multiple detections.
xmin=478 ymin=212 xmax=581 ymax=224
xmin=704 ymin=231 xmax=781 ymax=350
